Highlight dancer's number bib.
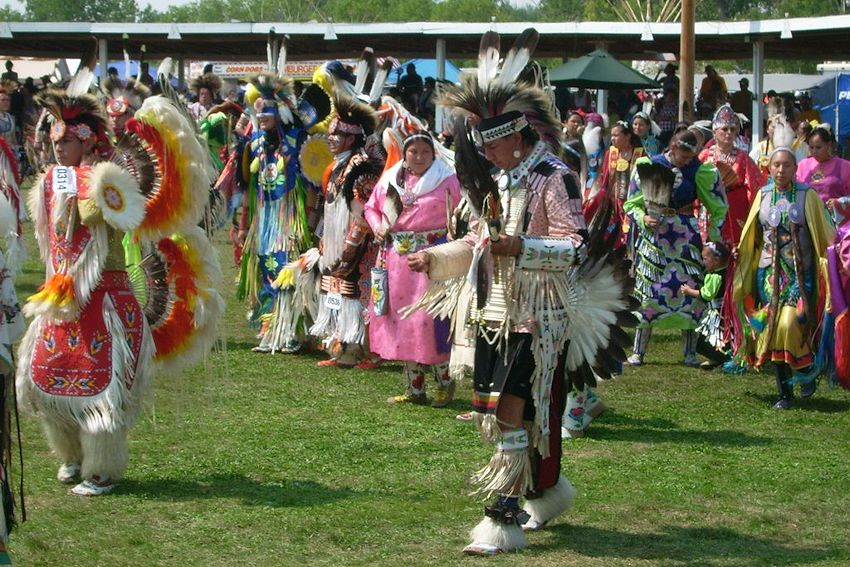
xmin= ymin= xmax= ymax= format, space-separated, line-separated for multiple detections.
xmin=53 ymin=166 xmax=77 ymax=196
xmin=325 ymin=292 xmax=342 ymax=311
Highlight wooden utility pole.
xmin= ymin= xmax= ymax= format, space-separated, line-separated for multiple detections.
xmin=679 ymin=0 xmax=695 ymax=122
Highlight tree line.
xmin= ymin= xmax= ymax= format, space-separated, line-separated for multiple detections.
xmin=2 ymin=0 xmax=845 ymax=24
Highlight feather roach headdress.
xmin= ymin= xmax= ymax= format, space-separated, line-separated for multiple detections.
xmin=439 ymin=28 xmax=561 ymax=152
xmin=190 ymin=72 xmax=223 ymax=97
xmin=244 ymin=72 xmax=296 ymax=126
xmin=36 ymin=88 xmax=112 ymax=158
xmin=102 ymin=77 xmax=151 ymax=117
xmin=438 ymin=28 xmax=559 ymax=213
xmin=329 ymin=94 xmax=377 ymax=137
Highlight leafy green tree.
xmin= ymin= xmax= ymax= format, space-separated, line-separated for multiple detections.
xmin=431 ymin=0 xmax=513 ymax=22
xmin=538 ymin=0 xmax=584 ymax=21
xmin=0 ymin=5 xmax=24 ymax=20
xmin=25 ymin=0 xmax=138 ymax=21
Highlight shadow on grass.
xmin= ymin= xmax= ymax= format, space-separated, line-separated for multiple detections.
xmin=543 ymin=524 xmax=839 ymax=565
xmin=744 ymin=391 xmax=850 ymax=413
xmin=587 ymin=412 xmax=772 ymax=446
xmin=118 ymin=474 xmax=354 ymax=507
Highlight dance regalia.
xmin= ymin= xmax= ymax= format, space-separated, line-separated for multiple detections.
xmin=586 ymin=145 xmax=645 ymax=244
xmin=19 ymin=165 xmax=154 ymax=438
xmin=364 ymin=159 xmax=460 ymax=365
xmin=0 ymin=136 xmax=24 ymax=560
xmin=310 ymin=149 xmax=381 ymax=349
xmin=797 ymin=156 xmax=850 ymax=226
xmin=625 ymin=154 xmax=727 ymax=330
xmin=694 ymin=266 xmax=728 ymax=361
xmin=733 ymin=182 xmax=833 ymax=373
xmin=238 ymin=128 xmax=317 ymax=351
xmin=699 ymin=145 xmax=764 ymax=244
xmin=17 ymin=84 xmax=223 ymax=497
xmin=407 ymin=29 xmax=638 ymax=554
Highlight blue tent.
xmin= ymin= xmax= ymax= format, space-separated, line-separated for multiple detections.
xmin=387 ymin=58 xmax=461 ymax=85
xmin=818 ymin=73 xmax=850 ymax=143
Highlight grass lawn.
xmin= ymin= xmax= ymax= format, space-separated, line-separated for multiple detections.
xmin=7 ymin=230 xmax=850 ymax=566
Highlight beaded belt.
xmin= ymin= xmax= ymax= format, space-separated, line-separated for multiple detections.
xmin=320 ymin=275 xmax=358 ymax=297
xmin=649 ymin=203 xmax=695 ymax=217
xmin=390 ymin=228 xmax=447 ymax=255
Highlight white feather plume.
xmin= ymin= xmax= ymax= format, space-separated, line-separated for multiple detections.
xmin=582 ymin=124 xmax=602 ymax=157
xmin=477 ymin=31 xmax=500 ymax=89
xmin=157 ymin=57 xmax=173 ymax=80
xmin=353 ymin=48 xmax=373 ymax=95
xmin=276 ymin=38 xmax=287 ymax=77
xmin=496 ymin=28 xmax=539 ymax=86
xmin=123 ymin=48 xmax=131 ymax=82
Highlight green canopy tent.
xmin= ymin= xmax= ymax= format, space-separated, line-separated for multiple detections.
xmin=548 ymin=50 xmax=661 ymax=90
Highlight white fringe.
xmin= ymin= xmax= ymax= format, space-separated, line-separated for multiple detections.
xmin=470 ymin=447 xmax=533 ymax=498
xmin=27 ymin=173 xmax=50 ymax=263
xmin=310 ymin=295 xmax=365 ymax=347
xmin=80 ymin=426 xmax=130 ymax=481
xmin=473 ymin=412 xmax=501 ymax=444
xmin=256 ymin=289 xmax=298 ymax=352
xmin=17 ymin=295 xmax=154 ymax=434
xmin=398 ymin=276 xmax=464 ymax=320
xmin=319 ymin=197 xmax=351 ymax=271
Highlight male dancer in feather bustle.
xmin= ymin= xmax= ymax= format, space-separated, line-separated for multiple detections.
xmin=17 ymin=64 xmax=223 ymax=497
xmin=16 ymin=87 xmax=155 ymax=497
xmin=407 ymin=29 xmax=637 ymax=555
xmin=235 ymin=72 xmax=330 ymax=354
xmin=311 ymin=95 xmax=383 ymax=368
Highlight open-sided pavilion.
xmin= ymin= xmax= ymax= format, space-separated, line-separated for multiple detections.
xmin=2 ymin=15 xmax=850 ymax=141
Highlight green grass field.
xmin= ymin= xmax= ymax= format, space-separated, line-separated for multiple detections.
xmin=8 ymin=232 xmax=850 ymax=566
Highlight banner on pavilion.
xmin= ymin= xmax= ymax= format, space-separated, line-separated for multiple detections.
xmin=190 ymin=60 xmax=356 ymax=81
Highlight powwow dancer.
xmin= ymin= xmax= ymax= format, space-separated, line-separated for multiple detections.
xmin=0 ymin=134 xmax=24 ymax=561
xmin=188 ymin=72 xmax=222 ymax=122
xmin=732 ymin=141 xmax=833 ymax=409
xmin=310 ymin=94 xmax=383 ymax=368
xmin=625 ymin=130 xmax=728 ymax=366
xmin=364 ymin=130 xmax=461 ymax=405
xmin=17 ymin=58 xmax=223 ymax=497
xmin=102 ymin=74 xmax=150 ymax=139
xmin=406 ymin=29 xmax=637 ymax=555
xmin=234 ymin=57 xmax=332 ymax=354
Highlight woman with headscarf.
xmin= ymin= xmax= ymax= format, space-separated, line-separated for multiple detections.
xmin=364 ymin=131 xmax=461 ymax=407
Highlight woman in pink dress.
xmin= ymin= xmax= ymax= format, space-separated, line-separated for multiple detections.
xmin=796 ymin=125 xmax=850 ymax=226
xmin=364 ymin=131 xmax=461 ymax=407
